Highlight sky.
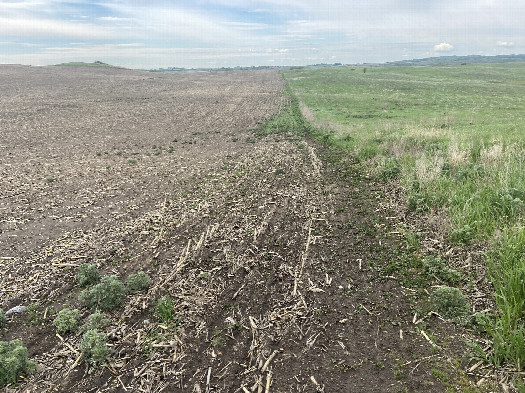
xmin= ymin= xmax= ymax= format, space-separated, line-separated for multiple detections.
xmin=0 ymin=0 xmax=524 ymax=69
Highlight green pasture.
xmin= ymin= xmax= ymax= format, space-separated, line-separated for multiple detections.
xmin=284 ymin=63 xmax=525 ymax=369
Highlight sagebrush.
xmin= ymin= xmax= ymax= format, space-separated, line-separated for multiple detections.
xmin=0 ymin=340 xmax=35 ymax=387
xmin=79 ymin=275 xmax=126 ymax=310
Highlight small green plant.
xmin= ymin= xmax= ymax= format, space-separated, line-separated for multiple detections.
xmin=380 ymin=157 xmax=401 ymax=180
xmin=80 ymin=329 xmax=110 ymax=369
xmin=25 ymin=302 xmax=42 ymax=326
xmin=126 ymin=271 xmax=151 ymax=292
xmin=53 ymin=308 xmax=81 ymax=334
xmin=79 ymin=275 xmax=126 ymax=310
xmin=45 ymin=177 xmax=55 ymax=183
xmin=77 ymin=263 xmax=101 ymax=287
xmin=450 ymin=225 xmax=474 ymax=244
xmin=408 ymin=192 xmax=431 ymax=213
xmin=155 ymin=296 xmax=175 ymax=324
xmin=212 ymin=325 xmax=224 ymax=347
xmin=0 ymin=309 xmax=6 ymax=328
xmin=81 ymin=311 xmax=110 ymax=332
xmin=430 ymin=286 xmax=470 ymax=323
xmin=0 ymin=340 xmax=35 ymax=387
xmin=423 ymin=256 xmax=461 ymax=284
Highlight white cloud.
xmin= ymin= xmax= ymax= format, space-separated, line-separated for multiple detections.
xmin=496 ymin=40 xmax=515 ymax=47
xmin=97 ymin=17 xmax=132 ymax=22
xmin=0 ymin=17 xmax=117 ymax=39
xmin=434 ymin=42 xmax=454 ymax=52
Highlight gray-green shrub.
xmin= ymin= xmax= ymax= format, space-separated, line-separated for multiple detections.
xmin=79 ymin=275 xmax=126 ymax=310
xmin=80 ymin=329 xmax=110 ymax=369
xmin=0 ymin=340 xmax=35 ymax=387
xmin=430 ymin=286 xmax=470 ymax=322
xmin=81 ymin=311 xmax=110 ymax=332
xmin=53 ymin=308 xmax=81 ymax=334
xmin=77 ymin=263 xmax=101 ymax=287
xmin=126 ymin=271 xmax=151 ymax=292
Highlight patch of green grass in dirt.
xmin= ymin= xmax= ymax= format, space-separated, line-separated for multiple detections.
xmin=257 ymin=85 xmax=313 ymax=137
xmin=284 ymin=63 xmax=525 ymax=372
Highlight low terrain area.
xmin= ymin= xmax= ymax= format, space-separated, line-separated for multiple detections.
xmin=0 ymin=65 xmax=498 ymax=392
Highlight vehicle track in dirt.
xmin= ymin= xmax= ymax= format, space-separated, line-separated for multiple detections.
xmin=1 ymin=66 xmax=448 ymax=392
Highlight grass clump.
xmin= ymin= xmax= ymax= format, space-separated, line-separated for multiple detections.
xmin=430 ymin=286 xmax=470 ymax=323
xmin=0 ymin=340 xmax=35 ymax=387
xmin=79 ymin=275 xmax=126 ymax=310
xmin=484 ymin=226 xmax=525 ymax=368
xmin=155 ymin=296 xmax=175 ymax=324
xmin=53 ymin=308 xmax=81 ymax=334
xmin=0 ymin=309 xmax=6 ymax=328
xmin=80 ymin=329 xmax=110 ymax=369
xmin=77 ymin=263 xmax=101 ymax=287
xmin=126 ymin=271 xmax=151 ymax=292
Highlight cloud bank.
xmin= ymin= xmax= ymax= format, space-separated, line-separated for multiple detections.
xmin=0 ymin=0 xmax=524 ymax=68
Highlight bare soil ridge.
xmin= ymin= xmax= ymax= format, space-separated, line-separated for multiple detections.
xmin=1 ymin=66 xmax=446 ymax=392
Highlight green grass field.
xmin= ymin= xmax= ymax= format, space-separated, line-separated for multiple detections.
xmin=284 ymin=63 xmax=525 ymax=369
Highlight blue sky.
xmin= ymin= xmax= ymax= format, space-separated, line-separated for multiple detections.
xmin=1 ymin=0 xmax=524 ymax=68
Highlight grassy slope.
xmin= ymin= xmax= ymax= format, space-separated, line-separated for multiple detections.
xmin=55 ymin=61 xmax=120 ymax=68
xmin=285 ymin=63 xmax=525 ymax=370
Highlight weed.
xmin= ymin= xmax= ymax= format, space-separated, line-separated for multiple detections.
xmin=422 ymin=256 xmax=461 ymax=284
xmin=81 ymin=311 xmax=110 ymax=332
xmin=403 ymin=230 xmax=421 ymax=251
xmin=128 ymin=159 xmax=137 ymax=164
xmin=155 ymin=296 xmax=175 ymax=324
xmin=79 ymin=275 xmax=126 ymax=310
xmin=126 ymin=271 xmax=151 ymax=292
xmin=45 ymin=177 xmax=54 ymax=183
xmin=0 ymin=340 xmax=35 ymax=387
xmin=25 ymin=302 xmax=43 ymax=326
xmin=450 ymin=225 xmax=474 ymax=244
xmin=80 ymin=329 xmax=110 ymax=369
xmin=374 ymin=361 xmax=385 ymax=369
xmin=432 ymin=367 xmax=448 ymax=383
xmin=53 ymin=308 xmax=81 ymax=334
xmin=212 ymin=325 xmax=224 ymax=347
xmin=430 ymin=286 xmax=470 ymax=323
xmin=380 ymin=157 xmax=401 ymax=180
xmin=77 ymin=263 xmax=101 ymax=287
xmin=0 ymin=310 xmax=6 ymax=328
xmin=407 ymin=192 xmax=430 ymax=213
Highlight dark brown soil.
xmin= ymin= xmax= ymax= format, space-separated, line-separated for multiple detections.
xmin=0 ymin=66 xmax=477 ymax=392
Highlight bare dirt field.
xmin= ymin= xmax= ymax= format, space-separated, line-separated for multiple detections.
xmin=1 ymin=66 xmax=461 ymax=392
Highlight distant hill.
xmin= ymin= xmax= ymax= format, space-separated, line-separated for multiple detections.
xmin=383 ymin=54 xmax=525 ymax=66
xmin=55 ymin=61 xmax=122 ymax=68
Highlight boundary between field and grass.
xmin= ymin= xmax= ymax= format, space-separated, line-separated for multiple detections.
xmin=271 ymin=67 xmax=525 ymax=388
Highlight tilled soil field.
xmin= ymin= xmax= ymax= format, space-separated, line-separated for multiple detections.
xmin=1 ymin=66 xmax=457 ymax=392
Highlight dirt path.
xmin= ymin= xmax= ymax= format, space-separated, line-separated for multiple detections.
xmin=1 ymin=66 xmax=447 ymax=392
